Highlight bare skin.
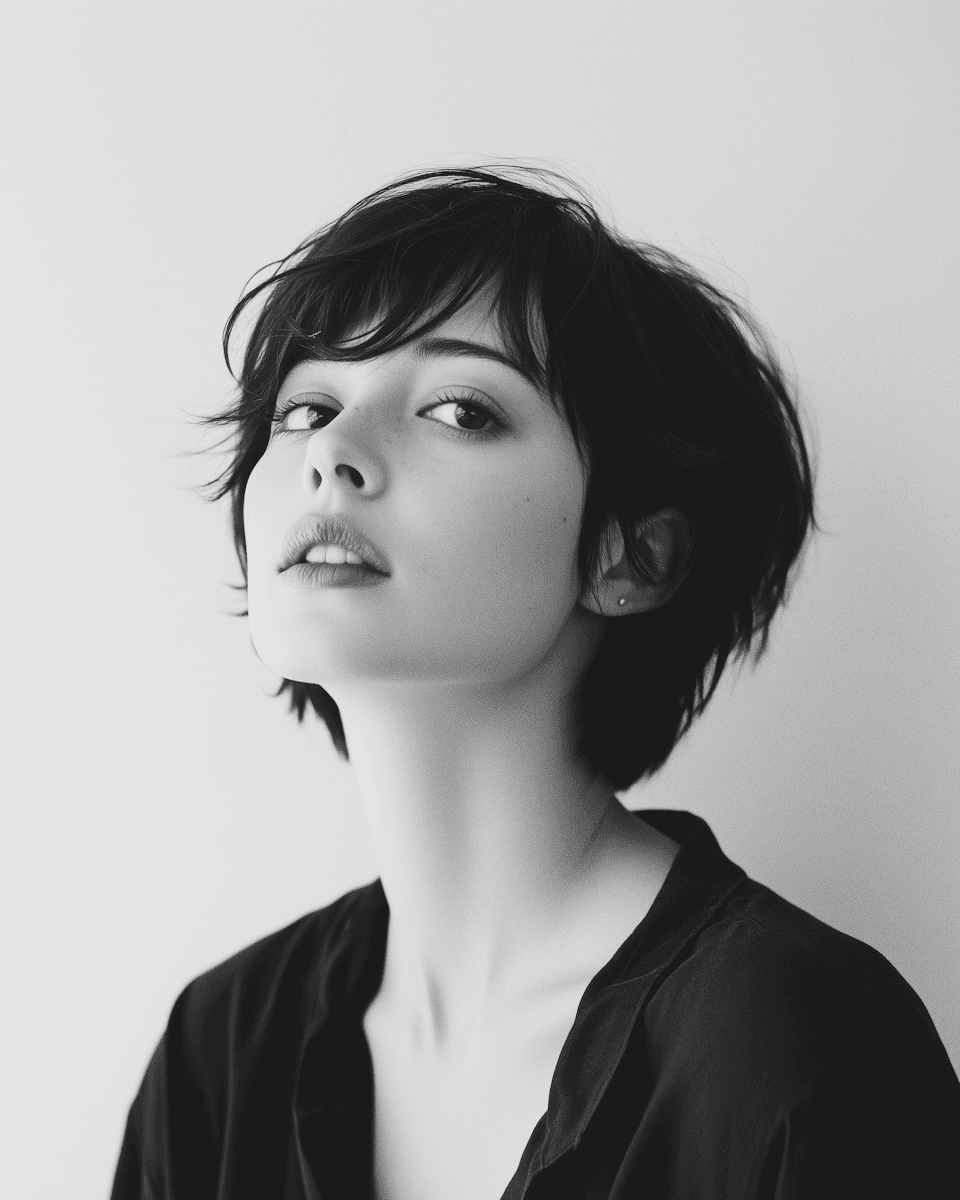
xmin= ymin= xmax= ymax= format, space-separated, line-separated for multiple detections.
xmin=362 ymin=783 xmax=679 ymax=1200
xmin=243 ymin=290 xmax=690 ymax=1200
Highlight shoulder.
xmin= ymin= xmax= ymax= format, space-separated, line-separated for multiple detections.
xmin=623 ymin=880 xmax=960 ymax=1196
xmin=113 ymin=884 xmax=383 ymax=1196
xmin=689 ymin=878 xmax=927 ymax=1014
xmin=646 ymin=878 xmax=957 ymax=1108
xmin=166 ymin=881 xmax=379 ymax=1080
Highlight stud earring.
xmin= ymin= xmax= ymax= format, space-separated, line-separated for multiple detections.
xmin=618 ymin=597 xmax=627 ymax=607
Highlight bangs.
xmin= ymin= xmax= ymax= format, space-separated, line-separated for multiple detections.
xmin=288 ymin=257 xmax=551 ymax=396
xmin=221 ymin=169 xmax=608 ymax=448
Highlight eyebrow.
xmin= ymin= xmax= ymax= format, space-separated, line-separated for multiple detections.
xmin=412 ymin=336 xmax=537 ymax=385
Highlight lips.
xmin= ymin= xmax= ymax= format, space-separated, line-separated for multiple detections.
xmin=278 ymin=513 xmax=391 ymax=575
xmin=280 ymin=560 xmax=387 ymax=590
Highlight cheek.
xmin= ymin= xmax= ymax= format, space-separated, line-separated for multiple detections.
xmin=417 ymin=448 xmax=587 ymax=633
xmin=241 ymin=451 xmax=308 ymax=666
xmin=243 ymin=451 xmax=290 ymax=572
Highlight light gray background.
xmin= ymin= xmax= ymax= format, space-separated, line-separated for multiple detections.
xmin=2 ymin=3 xmax=958 ymax=1197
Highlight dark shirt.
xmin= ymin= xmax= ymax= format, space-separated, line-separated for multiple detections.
xmin=111 ymin=809 xmax=960 ymax=1199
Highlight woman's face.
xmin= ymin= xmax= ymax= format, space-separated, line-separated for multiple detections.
xmin=243 ymin=290 xmax=596 ymax=690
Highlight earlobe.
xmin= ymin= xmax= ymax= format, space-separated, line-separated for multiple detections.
xmin=579 ymin=508 xmax=693 ymax=617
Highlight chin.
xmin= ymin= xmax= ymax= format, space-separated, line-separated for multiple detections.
xmin=249 ymin=618 xmax=409 ymax=687
xmin=247 ymin=584 xmax=574 ymax=691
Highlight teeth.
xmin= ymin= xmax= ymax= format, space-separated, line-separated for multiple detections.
xmin=304 ymin=544 xmax=365 ymax=566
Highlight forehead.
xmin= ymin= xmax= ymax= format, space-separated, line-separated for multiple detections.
xmin=426 ymin=289 xmax=503 ymax=343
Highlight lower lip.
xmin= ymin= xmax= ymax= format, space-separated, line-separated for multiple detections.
xmin=280 ymin=562 xmax=389 ymax=589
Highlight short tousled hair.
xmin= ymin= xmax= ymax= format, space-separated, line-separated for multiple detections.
xmin=205 ymin=165 xmax=816 ymax=790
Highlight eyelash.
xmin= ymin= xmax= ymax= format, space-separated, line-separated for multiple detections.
xmin=269 ymin=391 xmax=504 ymax=440
xmin=270 ymin=397 xmax=338 ymax=434
xmin=426 ymin=390 xmax=504 ymax=438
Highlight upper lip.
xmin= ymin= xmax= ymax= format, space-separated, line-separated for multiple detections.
xmin=278 ymin=513 xmax=391 ymax=574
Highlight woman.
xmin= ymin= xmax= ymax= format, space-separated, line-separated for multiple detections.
xmin=112 ymin=166 xmax=960 ymax=1199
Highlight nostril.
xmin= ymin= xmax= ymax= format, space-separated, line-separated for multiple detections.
xmin=336 ymin=464 xmax=365 ymax=488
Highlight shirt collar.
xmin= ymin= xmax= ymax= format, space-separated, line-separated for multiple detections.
xmin=535 ymin=809 xmax=747 ymax=1165
xmin=295 ymin=809 xmax=747 ymax=1187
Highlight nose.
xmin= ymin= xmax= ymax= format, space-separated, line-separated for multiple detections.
xmin=301 ymin=413 xmax=386 ymax=499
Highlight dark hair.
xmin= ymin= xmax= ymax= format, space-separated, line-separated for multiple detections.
xmin=204 ymin=164 xmax=816 ymax=790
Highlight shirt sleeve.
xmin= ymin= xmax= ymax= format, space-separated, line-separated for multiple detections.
xmin=110 ymin=985 xmax=222 ymax=1200
xmin=754 ymin=990 xmax=960 ymax=1199
xmin=110 ymin=1037 xmax=170 ymax=1200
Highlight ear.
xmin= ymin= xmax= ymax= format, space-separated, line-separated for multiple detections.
xmin=579 ymin=508 xmax=693 ymax=617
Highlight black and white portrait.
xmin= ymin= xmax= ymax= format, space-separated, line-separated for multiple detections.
xmin=4 ymin=5 xmax=958 ymax=1198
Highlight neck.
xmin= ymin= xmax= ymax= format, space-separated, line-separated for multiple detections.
xmin=330 ymin=611 xmax=622 ymax=1041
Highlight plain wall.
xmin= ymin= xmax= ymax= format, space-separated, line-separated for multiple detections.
xmin=2 ymin=3 xmax=957 ymax=1196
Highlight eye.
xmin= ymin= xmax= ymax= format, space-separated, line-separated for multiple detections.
xmin=421 ymin=392 xmax=502 ymax=438
xmin=272 ymin=393 xmax=340 ymax=434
